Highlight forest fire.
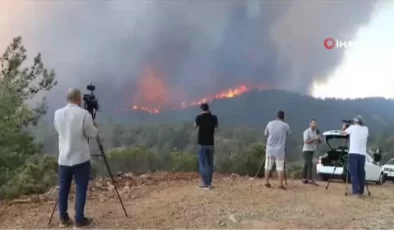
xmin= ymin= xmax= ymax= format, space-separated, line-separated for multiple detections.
xmin=116 ymin=67 xmax=270 ymax=114
xmin=128 ymin=84 xmax=268 ymax=114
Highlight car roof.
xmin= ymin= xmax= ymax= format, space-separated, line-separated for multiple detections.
xmin=322 ymin=130 xmax=345 ymax=136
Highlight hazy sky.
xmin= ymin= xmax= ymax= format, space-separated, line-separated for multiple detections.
xmin=0 ymin=1 xmax=392 ymax=101
xmin=312 ymin=2 xmax=394 ymax=99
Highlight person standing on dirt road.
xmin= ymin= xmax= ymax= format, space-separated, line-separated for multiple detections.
xmin=264 ymin=111 xmax=291 ymax=189
xmin=54 ymin=88 xmax=97 ymax=228
xmin=302 ymin=119 xmax=321 ymax=185
xmin=194 ymin=103 xmax=218 ymax=190
xmin=341 ymin=115 xmax=369 ymax=198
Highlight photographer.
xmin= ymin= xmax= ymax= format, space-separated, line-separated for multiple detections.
xmin=54 ymin=88 xmax=97 ymax=227
xmin=341 ymin=115 xmax=369 ymax=198
xmin=302 ymin=119 xmax=320 ymax=185
xmin=264 ymin=111 xmax=291 ymax=190
xmin=194 ymin=103 xmax=218 ymax=190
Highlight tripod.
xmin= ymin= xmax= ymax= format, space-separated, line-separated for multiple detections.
xmin=325 ymin=155 xmax=370 ymax=196
xmin=250 ymin=156 xmax=288 ymax=187
xmin=325 ymin=153 xmax=348 ymax=190
xmin=48 ymin=135 xmax=128 ymax=226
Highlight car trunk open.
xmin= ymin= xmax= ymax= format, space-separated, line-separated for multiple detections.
xmin=321 ymin=134 xmax=349 ymax=167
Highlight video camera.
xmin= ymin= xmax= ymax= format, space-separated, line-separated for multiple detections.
xmin=341 ymin=119 xmax=354 ymax=129
xmin=83 ymin=83 xmax=99 ymax=119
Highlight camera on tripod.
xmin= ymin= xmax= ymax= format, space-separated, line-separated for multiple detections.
xmin=83 ymin=83 xmax=99 ymax=119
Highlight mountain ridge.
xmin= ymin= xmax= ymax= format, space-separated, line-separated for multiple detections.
xmin=104 ymin=90 xmax=394 ymax=134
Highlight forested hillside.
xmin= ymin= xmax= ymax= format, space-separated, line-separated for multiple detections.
xmin=110 ymin=90 xmax=394 ymax=135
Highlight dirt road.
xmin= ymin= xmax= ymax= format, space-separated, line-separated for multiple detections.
xmin=1 ymin=172 xmax=394 ymax=229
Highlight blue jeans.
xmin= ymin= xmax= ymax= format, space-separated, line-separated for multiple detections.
xmin=348 ymin=154 xmax=366 ymax=195
xmin=197 ymin=145 xmax=214 ymax=186
xmin=58 ymin=161 xmax=91 ymax=223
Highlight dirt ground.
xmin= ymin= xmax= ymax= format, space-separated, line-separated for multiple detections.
xmin=1 ymin=172 xmax=394 ymax=229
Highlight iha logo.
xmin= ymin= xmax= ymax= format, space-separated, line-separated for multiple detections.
xmin=324 ymin=37 xmax=356 ymax=50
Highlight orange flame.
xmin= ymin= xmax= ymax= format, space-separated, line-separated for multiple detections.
xmin=125 ymin=83 xmax=269 ymax=114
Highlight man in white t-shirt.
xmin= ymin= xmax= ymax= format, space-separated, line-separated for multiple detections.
xmin=264 ymin=111 xmax=291 ymax=189
xmin=341 ymin=115 xmax=369 ymax=197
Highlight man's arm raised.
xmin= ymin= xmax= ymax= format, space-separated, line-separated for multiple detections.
xmin=83 ymin=111 xmax=98 ymax=138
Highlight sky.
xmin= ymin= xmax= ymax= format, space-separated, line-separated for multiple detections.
xmin=0 ymin=1 xmax=392 ymax=102
xmin=312 ymin=2 xmax=394 ymax=99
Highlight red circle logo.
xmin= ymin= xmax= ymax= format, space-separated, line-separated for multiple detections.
xmin=324 ymin=37 xmax=336 ymax=50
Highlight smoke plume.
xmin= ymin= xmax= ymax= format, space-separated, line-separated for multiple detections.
xmin=0 ymin=0 xmax=380 ymax=113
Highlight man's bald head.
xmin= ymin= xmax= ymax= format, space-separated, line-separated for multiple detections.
xmin=67 ymin=88 xmax=82 ymax=105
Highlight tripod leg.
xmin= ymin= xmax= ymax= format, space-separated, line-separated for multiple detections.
xmin=325 ymin=161 xmax=340 ymax=190
xmin=96 ymin=136 xmax=128 ymax=217
xmin=47 ymin=199 xmax=58 ymax=226
xmin=284 ymin=162 xmax=288 ymax=186
xmin=250 ymin=158 xmax=265 ymax=187
xmin=344 ymin=169 xmax=349 ymax=196
xmin=102 ymin=151 xmax=128 ymax=217
xmin=365 ymin=181 xmax=371 ymax=196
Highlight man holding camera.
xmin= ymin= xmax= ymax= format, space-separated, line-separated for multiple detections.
xmin=194 ymin=103 xmax=218 ymax=190
xmin=341 ymin=115 xmax=369 ymax=198
xmin=264 ymin=111 xmax=291 ymax=189
xmin=302 ymin=118 xmax=321 ymax=185
xmin=54 ymin=88 xmax=98 ymax=227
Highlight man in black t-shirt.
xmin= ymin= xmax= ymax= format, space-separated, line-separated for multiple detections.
xmin=194 ymin=103 xmax=218 ymax=190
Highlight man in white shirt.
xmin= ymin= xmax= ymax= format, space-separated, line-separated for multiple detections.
xmin=302 ymin=119 xmax=321 ymax=185
xmin=264 ymin=111 xmax=291 ymax=189
xmin=54 ymin=88 xmax=98 ymax=228
xmin=341 ymin=115 xmax=369 ymax=197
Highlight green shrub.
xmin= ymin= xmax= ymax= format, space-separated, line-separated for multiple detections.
xmin=104 ymin=146 xmax=161 ymax=175
xmin=287 ymin=162 xmax=304 ymax=179
xmin=169 ymin=151 xmax=198 ymax=172
xmin=242 ymin=142 xmax=266 ymax=177
xmin=215 ymin=142 xmax=266 ymax=177
xmin=0 ymin=154 xmax=57 ymax=199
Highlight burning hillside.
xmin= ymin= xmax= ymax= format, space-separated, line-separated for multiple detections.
xmin=121 ymin=84 xmax=269 ymax=114
xmin=116 ymin=67 xmax=270 ymax=114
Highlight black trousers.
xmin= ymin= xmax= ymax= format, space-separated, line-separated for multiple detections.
xmin=303 ymin=151 xmax=315 ymax=180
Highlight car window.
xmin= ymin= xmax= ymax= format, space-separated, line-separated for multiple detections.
xmin=326 ymin=137 xmax=348 ymax=149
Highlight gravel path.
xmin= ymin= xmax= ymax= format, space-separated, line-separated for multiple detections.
xmin=1 ymin=173 xmax=394 ymax=229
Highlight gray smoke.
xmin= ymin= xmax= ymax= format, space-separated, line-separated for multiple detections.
xmin=0 ymin=0 xmax=381 ymax=113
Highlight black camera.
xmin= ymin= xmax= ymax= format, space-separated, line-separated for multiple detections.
xmin=341 ymin=119 xmax=353 ymax=129
xmin=83 ymin=83 xmax=99 ymax=119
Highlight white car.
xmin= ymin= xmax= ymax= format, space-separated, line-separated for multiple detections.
xmin=382 ymin=158 xmax=394 ymax=183
xmin=316 ymin=130 xmax=384 ymax=184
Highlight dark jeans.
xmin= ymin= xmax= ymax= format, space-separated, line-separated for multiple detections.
xmin=197 ymin=145 xmax=214 ymax=186
xmin=348 ymin=154 xmax=366 ymax=195
xmin=303 ymin=151 xmax=314 ymax=180
xmin=58 ymin=160 xmax=91 ymax=223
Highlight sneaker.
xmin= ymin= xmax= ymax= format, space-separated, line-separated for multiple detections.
xmin=350 ymin=193 xmax=362 ymax=198
xmin=198 ymin=185 xmax=210 ymax=190
xmin=264 ymin=183 xmax=271 ymax=188
xmin=74 ymin=217 xmax=93 ymax=228
xmin=302 ymin=179 xmax=309 ymax=184
xmin=59 ymin=217 xmax=72 ymax=228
